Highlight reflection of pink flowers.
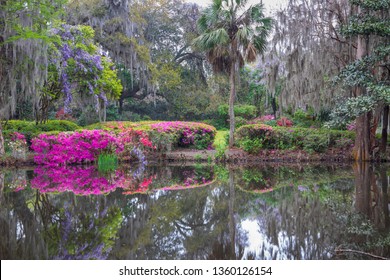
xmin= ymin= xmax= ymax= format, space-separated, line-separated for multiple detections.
xmin=31 ymin=166 xmax=122 ymax=195
xmin=31 ymin=166 xmax=159 ymax=196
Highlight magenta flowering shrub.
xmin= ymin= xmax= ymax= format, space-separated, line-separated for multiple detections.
xmin=150 ymin=121 xmax=216 ymax=149
xmin=31 ymin=130 xmax=122 ymax=165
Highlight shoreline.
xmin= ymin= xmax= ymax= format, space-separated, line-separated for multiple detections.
xmin=1 ymin=147 xmax=389 ymax=168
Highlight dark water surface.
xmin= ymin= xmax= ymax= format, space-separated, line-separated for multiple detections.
xmin=0 ymin=163 xmax=389 ymax=260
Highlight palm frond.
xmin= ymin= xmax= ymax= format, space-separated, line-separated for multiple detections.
xmin=253 ymin=36 xmax=268 ymax=54
xmin=244 ymin=42 xmax=257 ymax=62
xmin=193 ymin=28 xmax=229 ymax=51
xmin=235 ymin=25 xmax=253 ymax=46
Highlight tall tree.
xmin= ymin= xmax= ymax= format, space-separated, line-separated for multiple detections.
xmin=0 ymin=0 xmax=64 ymax=155
xmin=334 ymin=0 xmax=390 ymax=161
xmin=193 ymin=0 xmax=272 ymax=147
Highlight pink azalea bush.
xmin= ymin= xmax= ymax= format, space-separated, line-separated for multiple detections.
xmin=31 ymin=130 xmax=123 ymax=165
xmin=31 ymin=127 xmax=157 ymax=165
xmin=277 ymin=117 xmax=293 ymax=127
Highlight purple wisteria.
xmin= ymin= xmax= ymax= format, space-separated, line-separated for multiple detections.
xmin=50 ymin=24 xmax=107 ymax=113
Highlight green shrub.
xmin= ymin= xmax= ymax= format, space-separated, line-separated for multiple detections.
xmin=236 ymin=124 xmax=356 ymax=153
xmin=4 ymin=120 xmax=79 ymax=132
xmin=194 ymin=133 xmax=213 ymax=150
xmin=302 ymin=134 xmax=329 ymax=153
xmin=239 ymin=137 xmax=263 ymax=154
xmin=218 ymin=104 xmax=258 ymax=120
xmin=3 ymin=120 xmax=80 ymax=145
xmin=213 ymin=131 xmax=228 ymax=159
xmin=235 ymin=116 xmax=247 ymax=128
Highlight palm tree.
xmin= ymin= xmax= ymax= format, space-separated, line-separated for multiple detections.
xmin=193 ymin=0 xmax=272 ymax=147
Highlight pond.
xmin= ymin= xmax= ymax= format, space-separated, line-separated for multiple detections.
xmin=0 ymin=162 xmax=389 ymax=260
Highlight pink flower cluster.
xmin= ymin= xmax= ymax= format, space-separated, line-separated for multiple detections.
xmin=31 ymin=130 xmax=122 ymax=165
xmin=10 ymin=132 xmax=27 ymax=143
xmin=277 ymin=117 xmax=293 ymax=127
xmin=151 ymin=121 xmax=215 ymax=134
xmin=31 ymin=127 xmax=157 ymax=165
xmin=247 ymin=115 xmax=275 ymax=125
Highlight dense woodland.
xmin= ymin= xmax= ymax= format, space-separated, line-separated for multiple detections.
xmin=0 ymin=0 xmax=389 ymax=161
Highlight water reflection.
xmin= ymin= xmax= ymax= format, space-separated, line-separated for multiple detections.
xmin=0 ymin=163 xmax=389 ymax=260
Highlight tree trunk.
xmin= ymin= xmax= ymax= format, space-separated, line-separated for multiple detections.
xmin=353 ymin=112 xmax=371 ymax=161
xmin=229 ymin=60 xmax=236 ymax=148
xmin=381 ymin=105 xmax=389 ymax=153
xmin=0 ymin=123 xmax=4 ymax=156
xmin=353 ymin=16 xmax=370 ymax=161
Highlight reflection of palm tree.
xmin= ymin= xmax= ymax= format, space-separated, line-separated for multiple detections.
xmin=228 ymin=171 xmax=236 ymax=258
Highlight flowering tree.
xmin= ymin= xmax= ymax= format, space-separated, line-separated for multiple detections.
xmin=42 ymin=24 xmax=122 ymax=122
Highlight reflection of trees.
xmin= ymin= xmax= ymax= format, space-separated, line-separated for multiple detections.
xmin=0 ymin=168 xmax=123 ymax=259
xmin=233 ymin=164 xmax=357 ymax=260
xmin=1 ymin=163 xmax=389 ymax=260
xmin=0 ymin=170 xmax=48 ymax=259
xmin=354 ymin=163 xmax=389 ymax=231
xmin=112 ymin=185 xmax=230 ymax=259
xmin=336 ymin=163 xmax=390 ymax=259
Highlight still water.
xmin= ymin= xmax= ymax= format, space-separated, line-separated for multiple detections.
xmin=0 ymin=163 xmax=389 ymax=260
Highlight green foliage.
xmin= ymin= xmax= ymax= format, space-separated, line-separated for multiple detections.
xmin=218 ymin=104 xmax=258 ymax=120
xmin=302 ymin=134 xmax=329 ymax=153
xmin=236 ymin=124 xmax=356 ymax=153
xmin=98 ymin=153 xmax=118 ymax=173
xmin=98 ymin=58 xmax=123 ymax=100
xmin=3 ymin=120 xmax=80 ymax=144
xmin=329 ymin=0 xmax=390 ymax=128
xmin=342 ymin=15 xmax=390 ymax=36
xmin=235 ymin=116 xmax=247 ymax=129
xmin=239 ymin=137 xmax=263 ymax=154
xmin=350 ymin=0 xmax=390 ymax=10
xmin=213 ymin=130 xmax=228 ymax=159
xmin=4 ymin=120 xmax=79 ymax=132
xmin=194 ymin=133 xmax=213 ymax=150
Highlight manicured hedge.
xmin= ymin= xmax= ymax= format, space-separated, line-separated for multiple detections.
xmin=3 ymin=120 xmax=81 ymax=144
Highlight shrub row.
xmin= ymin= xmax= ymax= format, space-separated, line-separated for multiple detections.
xmin=85 ymin=121 xmax=217 ymax=150
xmin=3 ymin=120 xmax=80 ymax=143
xmin=236 ymin=124 xmax=355 ymax=153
